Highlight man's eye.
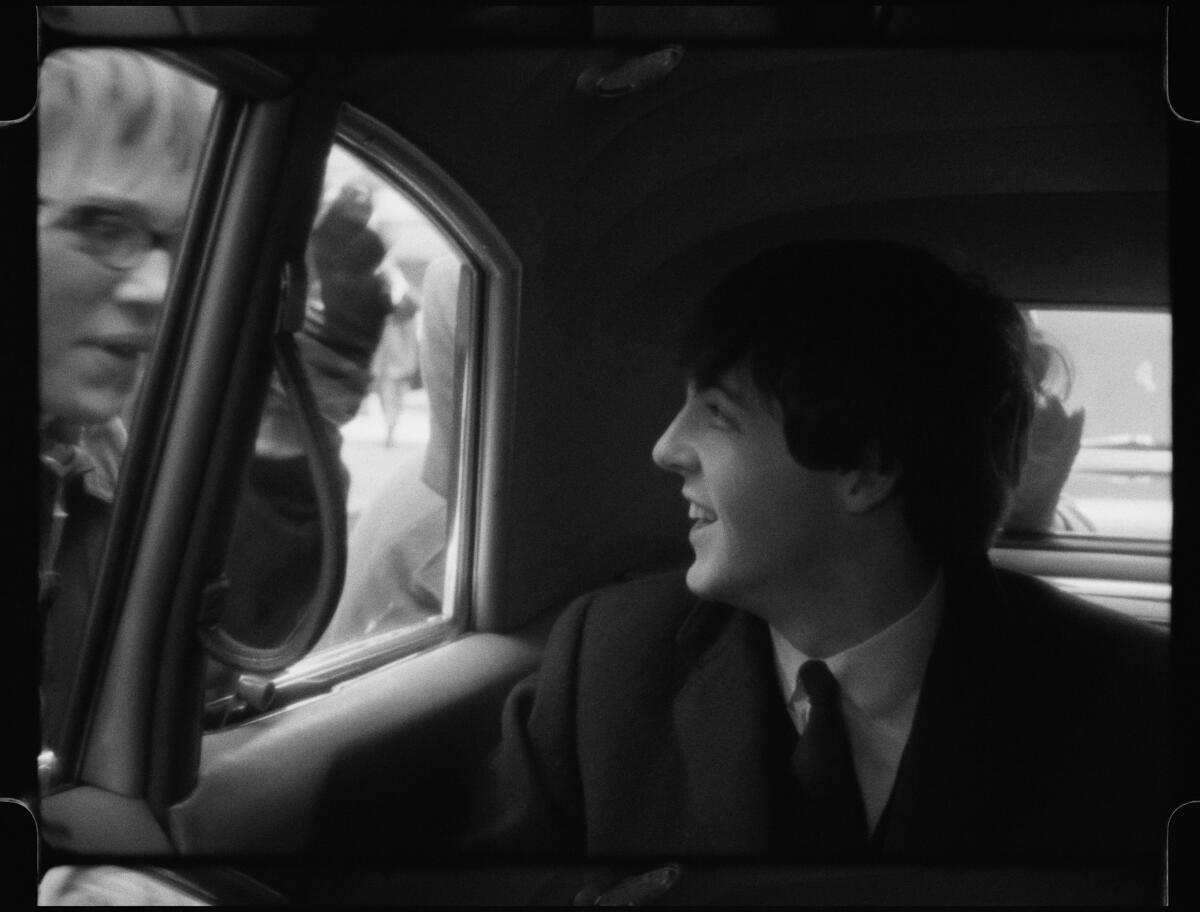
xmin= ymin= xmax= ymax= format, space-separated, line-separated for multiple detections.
xmin=69 ymin=207 xmax=137 ymax=243
xmin=705 ymin=402 xmax=732 ymax=427
xmin=85 ymin=212 xmax=134 ymax=240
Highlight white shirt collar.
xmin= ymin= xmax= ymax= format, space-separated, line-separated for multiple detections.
xmin=768 ymin=571 xmax=945 ymax=833
xmin=770 ymin=569 xmax=945 ymax=717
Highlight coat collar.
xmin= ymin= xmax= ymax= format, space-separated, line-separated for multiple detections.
xmin=670 ymin=600 xmax=792 ymax=854
xmin=667 ymin=556 xmax=1007 ymax=859
xmin=873 ymin=555 xmax=1017 ymax=860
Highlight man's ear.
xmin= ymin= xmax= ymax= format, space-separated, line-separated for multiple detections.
xmin=838 ymin=445 xmax=900 ymax=514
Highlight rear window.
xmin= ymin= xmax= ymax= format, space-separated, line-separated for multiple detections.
xmin=1004 ymin=307 xmax=1170 ymax=542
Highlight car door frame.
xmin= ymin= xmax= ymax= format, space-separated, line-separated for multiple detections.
xmin=38 ymin=45 xmax=347 ymax=853
xmin=165 ymin=100 xmax=539 ymax=859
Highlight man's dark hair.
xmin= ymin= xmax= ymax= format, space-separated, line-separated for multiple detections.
xmin=683 ymin=239 xmax=1036 ymax=561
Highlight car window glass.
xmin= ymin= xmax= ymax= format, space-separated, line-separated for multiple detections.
xmin=315 ymin=144 xmax=464 ymax=647
xmin=37 ymin=49 xmax=217 ymax=774
xmin=203 ymin=141 xmax=466 ymax=720
xmin=1004 ymin=308 xmax=1171 ymax=541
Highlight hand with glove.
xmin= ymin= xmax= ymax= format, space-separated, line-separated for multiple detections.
xmin=256 ymin=182 xmax=393 ymax=457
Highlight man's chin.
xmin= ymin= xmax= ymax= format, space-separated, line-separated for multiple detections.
xmin=684 ymin=561 xmax=723 ymax=601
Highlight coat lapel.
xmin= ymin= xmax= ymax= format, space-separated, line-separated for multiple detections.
xmin=670 ymin=602 xmax=792 ymax=854
xmin=667 ymin=559 xmax=1016 ymax=859
xmin=875 ymin=557 xmax=1014 ymax=860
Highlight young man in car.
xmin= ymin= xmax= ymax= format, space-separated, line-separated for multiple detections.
xmin=466 ymin=239 xmax=1168 ymax=866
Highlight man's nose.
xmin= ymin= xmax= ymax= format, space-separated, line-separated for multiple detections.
xmin=113 ymin=248 xmax=173 ymax=313
xmin=652 ymin=409 xmax=693 ymax=474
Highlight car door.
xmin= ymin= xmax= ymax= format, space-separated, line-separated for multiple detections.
xmin=34 ymin=41 xmax=344 ymax=851
xmin=31 ymin=20 xmax=548 ymax=899
xmin=162 ymin=103 xmax=542 ymax=865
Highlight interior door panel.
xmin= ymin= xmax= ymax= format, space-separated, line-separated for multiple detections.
xmin=168 ymin=627 xmax=547 ymax=856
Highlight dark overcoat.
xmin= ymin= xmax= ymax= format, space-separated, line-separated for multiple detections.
xmin=467 ymin=560 xmax=1169 ymax=864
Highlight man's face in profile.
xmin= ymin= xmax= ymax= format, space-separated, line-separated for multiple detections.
xmin=652 ymin=360 xmax=843 ymax=617
xmin=38 ymin=118 xmax=192 ymax=430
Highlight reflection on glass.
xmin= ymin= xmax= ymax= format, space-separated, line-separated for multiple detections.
xmin=203 ymin=142 xmax=466 ymax=700
xmin=319 ymin=252 xmax=462 ymax=647
xmin=311 ymin=146 xmax=464 ymax=650
xmin=1006 ymin=309 xmax=1171 ymax=540
xmin=37 ymin=50 xmax=216 ymax=765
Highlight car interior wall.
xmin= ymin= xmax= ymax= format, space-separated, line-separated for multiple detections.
xmin=334 ymin=44 xmax=1167 ymax=631
xmin=324 ymin=37 xmax=1166 ymax=633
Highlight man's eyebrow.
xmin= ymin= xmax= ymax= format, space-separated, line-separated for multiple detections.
xmin=696 ymin=375 xmax=755 ymax=412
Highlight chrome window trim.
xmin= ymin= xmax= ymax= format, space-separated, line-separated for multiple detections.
xmin=1043 ymin=577 xmax=1170 ymax=628
xmin=1041 ymin=577 xmax=1171 ymax=601
xmin=334 ymin=103 xmax=521 ymax=639
xmin=990 ymin=541 xmax=1170 ymax=580
xmin=206 ymin=621 xmax=457 ymax=730
xmin=993 ymin=535 xmax=1170 ymax=561
xmin=1017 ymin=300 xmax=1171 ymax=313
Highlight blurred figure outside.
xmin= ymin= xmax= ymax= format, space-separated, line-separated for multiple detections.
xmin=319 ymin=253 xmax=461 ymax=645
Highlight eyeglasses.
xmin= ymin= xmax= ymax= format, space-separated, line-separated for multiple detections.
xmin=39 ymin=199 xmax=180 ymax=271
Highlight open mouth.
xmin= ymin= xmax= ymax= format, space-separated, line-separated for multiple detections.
xmin=96 ymin=341 xmax=145 ymax=359
xmin=688 ymin=501 xmax=717 ymax=530
xmin=85 ymin=336 xmax=153 ymax=362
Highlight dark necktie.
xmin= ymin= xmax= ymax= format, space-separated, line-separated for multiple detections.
xmin=790 ymin=659 xmax=869 ymax=858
